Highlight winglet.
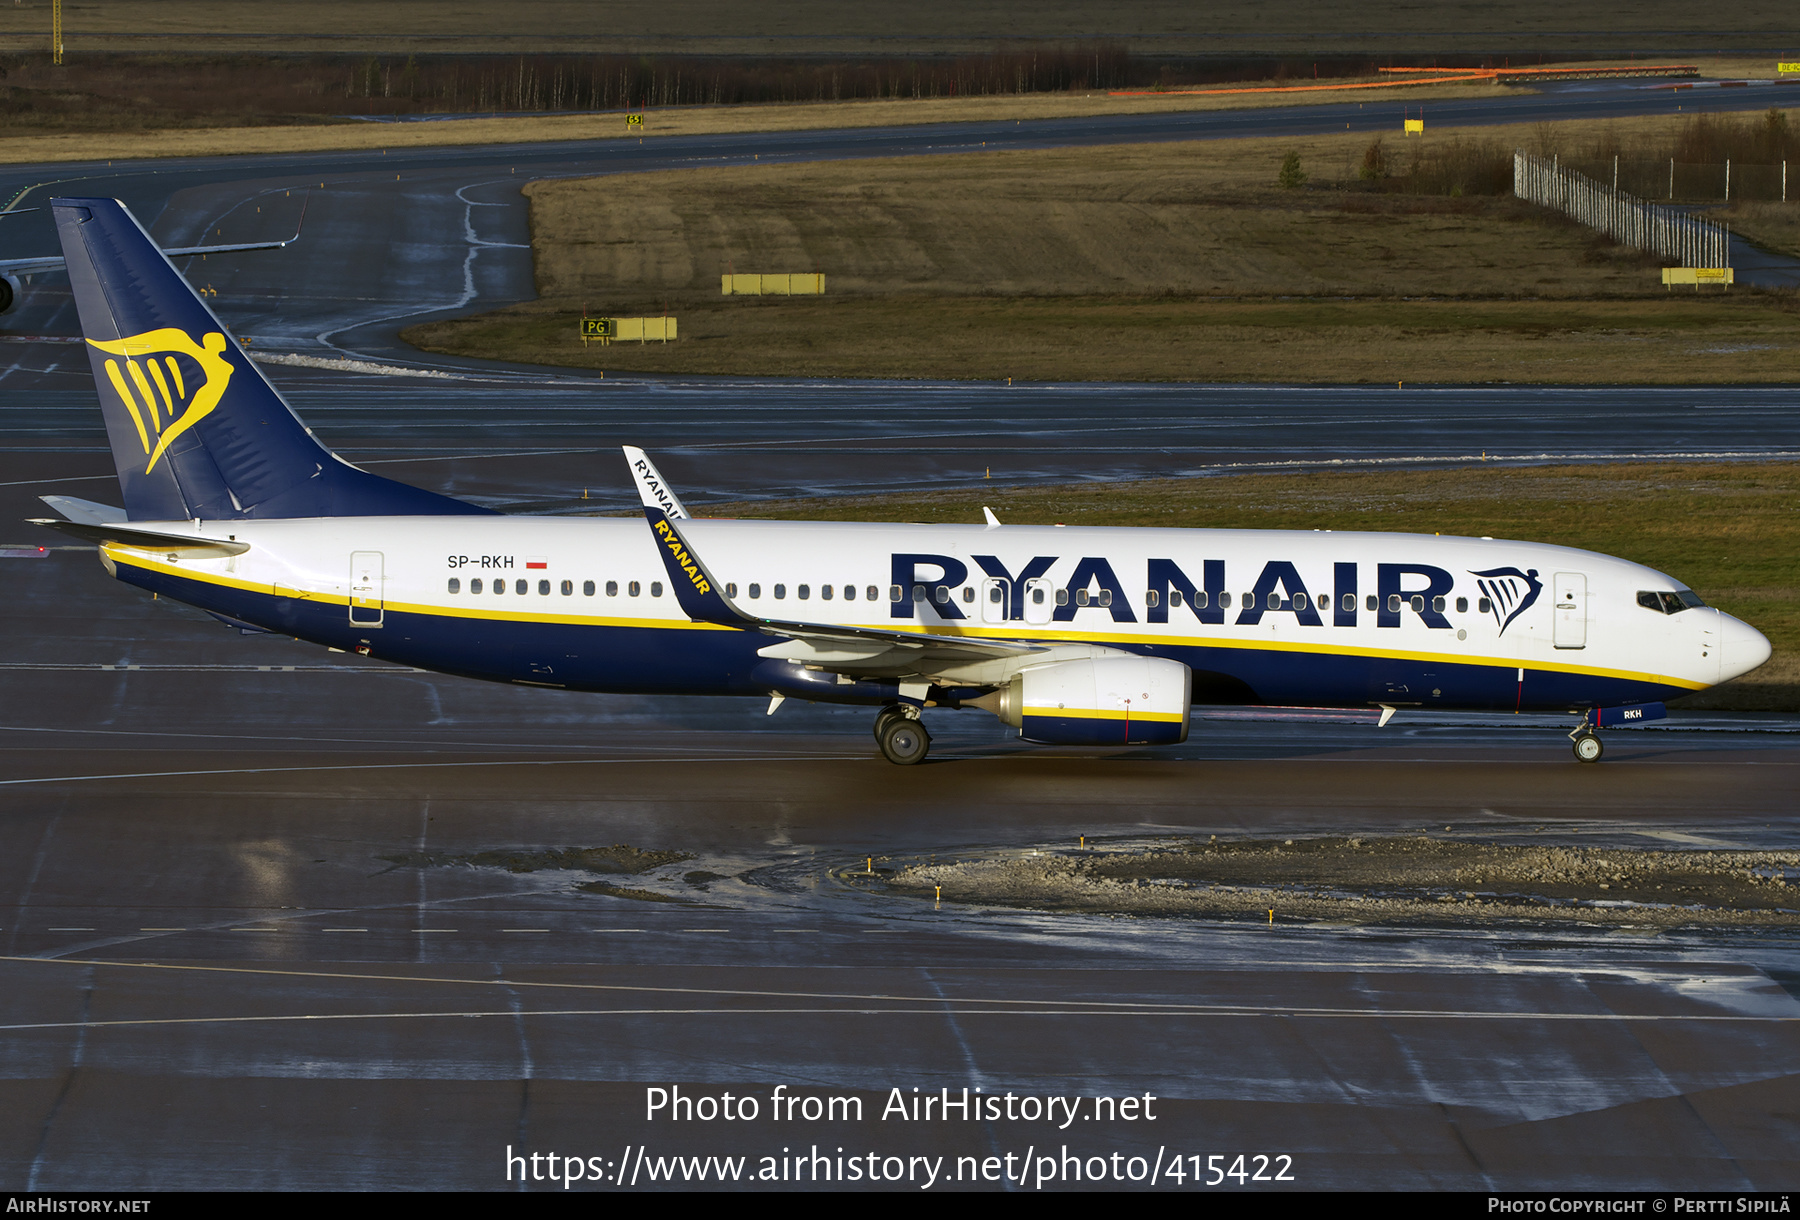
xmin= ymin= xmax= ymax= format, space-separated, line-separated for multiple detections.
xmin=623 ymin=445 xmax=690 ymax=520
xmin=625 ymin=447 xmax=745 ymax=626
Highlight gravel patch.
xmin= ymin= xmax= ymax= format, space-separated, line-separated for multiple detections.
xmin=885 ymin=836 xmax=1800 ymax=928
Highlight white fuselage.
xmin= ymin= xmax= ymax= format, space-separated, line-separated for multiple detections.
xmin=96 ymin=515 xmax=1768 ymax=714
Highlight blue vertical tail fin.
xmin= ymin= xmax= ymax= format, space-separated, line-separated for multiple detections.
xmin=53 ymin=196 xmax=494 ymax=521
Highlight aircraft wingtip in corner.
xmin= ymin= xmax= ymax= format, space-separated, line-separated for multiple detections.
xmin=29 ymin=198 xmax=1775 ymax=766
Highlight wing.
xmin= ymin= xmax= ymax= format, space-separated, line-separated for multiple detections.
xmin=621 ymin=447 xmax=1043 ymax=675
xmin=2 ymin=235 xmax=303 ymax=278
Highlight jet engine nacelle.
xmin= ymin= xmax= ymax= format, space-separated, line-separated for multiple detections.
xmin=977 ymin=656 xmax=1191 ymax=746
xmin=0 ymin=273 xmax=20 ymax=315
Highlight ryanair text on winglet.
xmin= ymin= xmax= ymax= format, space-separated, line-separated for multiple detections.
xmin=654 ymin=518 xmax=712 ymax=594
xmin=634 ymin=457 xmax=685 ymax=519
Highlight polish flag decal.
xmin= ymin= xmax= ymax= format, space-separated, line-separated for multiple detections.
xmin=526 ymin=556 xmax=548 ymax=569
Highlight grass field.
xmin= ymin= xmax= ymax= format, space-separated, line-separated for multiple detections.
xmin=403 ymin=119 xmax=1800 ymax=384
xmin=409 ymin=296 xmax=1799 ymax=384
xmin=678 ymin=462 xmax=1800 ymax=710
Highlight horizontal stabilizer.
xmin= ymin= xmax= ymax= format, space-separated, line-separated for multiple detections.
xmin=26 ymin=517 xmax=249 ymax=556
xmin=39 ymin=495 xmax=127 ymax=525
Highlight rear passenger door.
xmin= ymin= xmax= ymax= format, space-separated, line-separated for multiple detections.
xmin=349 ymin=551 xmax=385 ymax=626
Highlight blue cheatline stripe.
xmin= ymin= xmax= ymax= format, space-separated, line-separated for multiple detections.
xmin=110 ymin=560 xmax=1698 ymax=713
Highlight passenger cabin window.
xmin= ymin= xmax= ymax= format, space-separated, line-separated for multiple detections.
xmin=539 ymin=580 xmax=551 ymax=596
xmin=605 ymin=580 xmax=617 ymax=596
xmin=471 ymin=578 xmax=483 ymax=594
xmin=889 ymin=585 xmax=903 ymax=602
xmin=867 ymin=586 xmax=879 ymax=601
xmin=1478 ymin=596 xmax=1492 ymax=614
xmin=494 ymin=579 xmax=505 ymax=596
xmin=1456 ymin=597 xmax=1468 ymax=613
xmin=629 ymin=581 xmax=641 ymax=597
xmin=584 ymin=581 xmax=595 ymax=596
xmin=1056 ymin=589 xmax=1070 ymax=606
xmin=775 ymin=584 xmax=787 ymax=599
xmin=1218 ymin=592 xmax=1231 ymax=609
xmin=849 ymin=586 xmax=860 ymax=601
xmin=560 ymin=580 xmax=573 ymax=596
xmin=1031 ymin=586 xmax=1046 ymax=605
xmin=1342 ymin=594 xmax=1355 ymax=613
xmin=749 ymin=583 xmax=761 ymax=599
xmin=447 ymin=578 xmax=460 ymax=594
xmin=1432 ymin=596 xmax=1446 ymax=613
xmin=1317 ymin=594 xmax=1329 ymax=610
xmin=726 ymin=583 xmax=738 ymax=598
xmin=798 ymin=584 xmax=810 ymax=600
xmin=1146 ymin=590 xmax=1160 ymax=608
xmin=651 ymin=582 xmax=663 ymax=597
xmin=961 ymin=587 xmax=973 ymax=603
xmin=515 ymin=579 xmax=527 ymax=595
xmin=820 ymin=584 xmax=832 ymax=600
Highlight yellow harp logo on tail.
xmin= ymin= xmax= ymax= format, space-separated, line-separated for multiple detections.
xmin=87 ymin=328 xmax=234 ymax=473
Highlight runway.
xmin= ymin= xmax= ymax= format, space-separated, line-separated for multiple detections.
xmin=2 ymin=79 xmax=1799 ymax=1191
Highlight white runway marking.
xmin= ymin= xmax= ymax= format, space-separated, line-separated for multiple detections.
xmin=0 ymin=1003 xmax=1792 ymax=1035
xmin=6 ymin=956 xmax=1793 ymax=1023
xmin=0 ymin=751 xmax=851 ymax=787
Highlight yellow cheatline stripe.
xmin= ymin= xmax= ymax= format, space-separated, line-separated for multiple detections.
xmin=104 ymin=551 xmax=1704 ymax=690
xmin=1024 ymin=706 xmax=1186 ymax=723
xmin=105 ymin=550 xmax=732 ymax=634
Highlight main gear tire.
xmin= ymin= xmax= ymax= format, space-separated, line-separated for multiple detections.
xmin=878 ymin=717 xmax=930 ymax=765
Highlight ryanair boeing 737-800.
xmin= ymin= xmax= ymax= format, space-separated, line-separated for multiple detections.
xmin=27 ymin=197 xmax=1772 ymax=764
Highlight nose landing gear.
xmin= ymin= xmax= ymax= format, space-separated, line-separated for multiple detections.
xmin=1571 ymin=728 xmax=1604 ymax=763
xmin=874 ymin=704 xmax=930 ymax=765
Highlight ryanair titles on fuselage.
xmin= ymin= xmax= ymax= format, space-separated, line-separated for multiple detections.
xmin=886 ymin=550 xmax=1539 ymax=635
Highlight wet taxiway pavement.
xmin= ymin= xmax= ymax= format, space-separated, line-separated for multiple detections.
xmin=8 ymin=366 xmax=1800 ymax=514
xmin=3 ymin=81 xmax=1799 ymax=1189
xmin=3 ymin=499 xmax=1799 ymax=1190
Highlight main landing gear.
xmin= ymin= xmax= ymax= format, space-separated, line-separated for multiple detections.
xmin=874 ymin=704 xmax=930 ymax=765
xmin=1570 ymin=727 xmax=1604 ymax=763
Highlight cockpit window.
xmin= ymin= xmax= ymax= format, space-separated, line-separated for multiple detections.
xmin=1637 ymin=589 xmax=1707 ymax=615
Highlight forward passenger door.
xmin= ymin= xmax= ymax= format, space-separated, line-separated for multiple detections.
xmin=1552 ymin=572 xmax=1586 ymax=649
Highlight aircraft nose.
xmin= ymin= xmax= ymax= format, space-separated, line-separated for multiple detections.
xmin=1716 ymin=611 xmax=1772 ymax=683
